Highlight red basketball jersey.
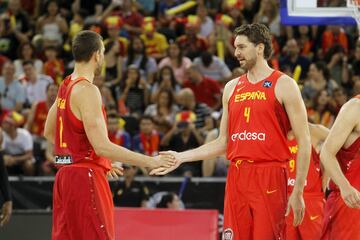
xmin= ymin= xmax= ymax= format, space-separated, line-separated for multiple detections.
xmin=287 ymin=139 xmax=322 ymax=193
xmin=54 ymin=76 xmax=111 ymax=171
xmin=226 ymin=70 xmax=291 ymax=162
xmin=32 ymin=101 xmax=48 ymax=136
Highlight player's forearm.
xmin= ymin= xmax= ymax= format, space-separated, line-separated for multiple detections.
xmin=179 ymin=137 xmax=227 ymax=163
xmin=96 ymin=141 xmax=154 ymax=168
xmin=320 ymin=149 xmax=351 ymax=190
xmin=293 ymin=139 xmax=311 ymax=192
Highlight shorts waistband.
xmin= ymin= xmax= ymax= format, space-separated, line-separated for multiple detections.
xmin=57 ymin=161 xmax=107 ymax=173
xmin=231 ymin=159 xmax=287 ymax=169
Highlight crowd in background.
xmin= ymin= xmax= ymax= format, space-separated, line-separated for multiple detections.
xmin=0 ymin=0 xmax=359 ymax=190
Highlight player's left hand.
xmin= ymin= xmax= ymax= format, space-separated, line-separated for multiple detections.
xmin=149 ymin=151 xmax=182 ymax=175
xmin=107 ymin=164 xmax=124 ymax=179
xmin=286 ymin=190 xmax=305 ymax=226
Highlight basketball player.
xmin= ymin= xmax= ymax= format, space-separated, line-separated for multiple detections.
xmin=44 ymin=31 xmax=176 ymax=240
xmin=320 ymin=95 xmax=360 ymax=239
xmin=153 ymin=23 xmax=311 ymax=240
xmin=286 ymin=123 xmax=329 ymax=240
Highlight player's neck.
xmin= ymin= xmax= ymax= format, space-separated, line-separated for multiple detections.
xmin=247 ymin=59 xmax=273 ymax=83
xmin=72 ymin=63 xmax=95 ymax=83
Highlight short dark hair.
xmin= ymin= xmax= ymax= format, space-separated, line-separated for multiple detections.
xmin=72 ymin=30 xmax=103 ymax=62
xmin=22 ymin=60 xmax=34 ymax=67
xmin=140 ymin=115 xmax=154 ymax=123
xmin=234 ymin=23 xmax=273 ymax=60
xmin=157 ymin=193 xmax=176 ymax=208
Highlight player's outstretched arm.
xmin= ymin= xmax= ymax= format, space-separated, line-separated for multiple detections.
xmin=320 ymin=98 xmax=360 ymax=208
xmin=72 ymin=81 xmax=176 ymax=170
xmin=150 ymin=79 xmax=238 ymax=175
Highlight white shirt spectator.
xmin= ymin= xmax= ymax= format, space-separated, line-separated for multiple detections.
xmin=2 ymin=128 xmax=33 ymax=155
xmin=25 ymin=74 xmax=53 ymax=104
xmin=193 ymin=56 xmax=232 ymax=82
xmin=14 ymin=59 xmax=43 ymax=79
xmin=199 ymin=17 xmax=214 ymax=38
xmin=0 ymin=77 xmax=26 ymax=110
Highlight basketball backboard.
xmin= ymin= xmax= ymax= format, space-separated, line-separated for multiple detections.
xmin=280 ymin=0 xmax=357 ymax=25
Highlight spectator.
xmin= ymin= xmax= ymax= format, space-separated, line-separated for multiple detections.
xmin=107 ymin=114 xmax=131 ymax=150
xmin=104 ymin=39 xmax=123 ymax=88
xmin=2 ymin=111 xmax=34 ymax=175
xmin=177 ymin=88 xmax=212 ymax=132
xmin=112 ymin=164 xmax=149 ymax=208
xmin=331 ymin=87 xmax=348 ymax=114
xmin=123 ymin=36 xmax=157 ymax=82
xmin=103 ymin=16 xmax=128 ymax=57
xmin=22 ymin=60 xmax=53 ymax=106
xmin=197 ymin=5 xmax=214 ymax=39
xmin=133 ymin=115 xmax=161 ymax=157
xmin=0 ymin=15 xmax=26 ymax=59
xmin=145 ymin=89 xmax=179 ymax=134
xmin=0 ymin=61 xmax=25 ymax=112
xmin=280 ymin=39 xmax=311 ymax=80
xmin=183 ymin=65 xmax=222 ymax=110
xmin=93 ymin=74 xmax=116 ymax=110
xmin=25 ymin=83 xmax=58 ymax=137
xmin=253 ymin=0 xmax=280 ymax=37
xmin=158 ymin=42 xmax=192 ymax=85
xmin=160 ymin=111 xmax=204 ymax=177
xmin=302 ymin=61 xmax=338 ymax=107
xmin=156 ymin=192 xmax=181 ymax=209
xmin=117 ymin=65 xmax=149 ymax=118
xmin=43 ymin=46 xmax=64 ymax=85
xmin=321 ymin=26 xmax=348 ymax=55
xmin=193 ymin=51 xmax=232 ymax=84
xmin=14 ymin=43 xmax=43 ymax=79
xmin=325 ymin=44 xmax=349 ymax=86
xmin=150 ymin=66 xmax=181 ymax=102
xmin=36 ymin=0 xmax=69 ymax=47
xmin=308 ymin=90 xmax=336 ymax=128
xmin=176 ymin=17 xmax=208 ymax=60
xmin=140 ymin=17 xmax=169 ymax=61
xmin=4 ymin=0 xmax=31 ymax=41
xmin=296 ymin=25 xmax=315 ymax=59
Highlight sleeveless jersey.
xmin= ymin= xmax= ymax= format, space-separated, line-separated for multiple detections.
xmin=54 ymin=76 xmax=111 ymax=171
xmin=227 ymin=70 xmax=291 ymax=162
xmin=32 ymin=101 xmax=48 ymax=136
xmin=287 ymin=139 xmax=322 ymax=193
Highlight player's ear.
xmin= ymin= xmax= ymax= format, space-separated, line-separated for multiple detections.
xmin=256 ymin=43 xmax=265 ymax=56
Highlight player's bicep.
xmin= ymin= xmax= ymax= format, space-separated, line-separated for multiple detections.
xmin=322 ymin=100 xmax=358 ymax=155
xmin=77 ymin=86 xmax=111 ymax=152
xmin=218 ymin=80 xmax=236 ymax=143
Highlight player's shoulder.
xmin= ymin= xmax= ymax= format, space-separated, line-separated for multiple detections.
xmin=343 ymin=96 xmax=360 ymax=111
xmin=277 ymin=73 xmax=297 ymax=88
xmin=223 ymin=77 xmax=240 ymax=98
xmin=71 ymin=80 xmax=101 ymax=101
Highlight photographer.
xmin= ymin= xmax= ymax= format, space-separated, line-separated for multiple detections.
xmin=160 ymin=111 xmax=204 ymax=177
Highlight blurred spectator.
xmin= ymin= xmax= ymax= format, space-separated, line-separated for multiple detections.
xmin=177 ymin=88 xmax=212 ymax=131
xmin=158 ymin=42 xmax=192 ymax=84
xmin=140 ymin=17 xmax=169 ymax=61
xmin=67 ymin=9 xmax=87 ymax=41
xmin=280 ymin=39 xmax=311 ymax=80
xmin=14 ymin=43 xmax=43 ymax=79
xmin=302 ymin=61 xmax=338 ymax=107
xmin=117 ymin=65 xmax=149 ymax=118
xmin=253 ymin=0 xmax=280 ymax=37
xmin=0 ymin=61 xmax=25 ymax=112
xmin=193 ymin=51 xmax=232 ymax=84
xmin=22 ymin=60 xmax=53 ymax=106
xmin=296 ymin=25 xmax=315 ymax=59
xmin=150 ymin=66 xmax=181 ymax=102
xmin=93 ymin=74 xmax=116 ymax=109
xmin=156 ymin=192 xmax=181 ymax=209
xmin=183 ymin=65 xmax=222 ymax=110
xmin=2 ymin=111 xmax=34 ymax=175
xmin=2 ymin=0 xmax=30 ymax=41
xmin=0 ymin=15 xmax=26 ymax=59
xmin=43 ymin=46 xmax=64 ymax=85
xmin=307 ymin=90 xmax=335 ymax=128
xmin=133 ymin=115 xmax=161 ymax=157
xmin=112 ymin=164 xmax=149 ymax=208
xmin=25 ymin=83 xmax=58 ymax=137
xmin=145 ymin=89 xmax=179 ymax=134
xmin=197 ymin=5 xmax=214 ymax=39
xmin=71 ymin=0 xmax=105 ymax=19
xmin=136 ymin=0 xmax=156 ymax=16
xmin=104 ymin=40 xmax=123 ymax=88
xmin=325 ymin=44 xmax=349 ymax=86
xmin=123 ymin=36 xmax=157 ymax=82
xmin=104 ymin=16 xmax=128 ymax=57
xmin=36 ymin=0 xmax=68 ymax=47
xmin=176 ymin=17 xmax=208 ymax=60
xmin=107 ymin=114 xmax=131 ymax=150
xmin=161 ymin=111 xmax=204 ymax=177
xmin=321 ymin=26 xmax=348 ymax=55
xmin=331 ymin=87 xmax=348 ymax=114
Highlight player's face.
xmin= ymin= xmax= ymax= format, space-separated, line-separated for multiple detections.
xmin=95 ymin=42 xmax=105 ymax=75
xmin=234 ymin=35 xmax=257 ymax=71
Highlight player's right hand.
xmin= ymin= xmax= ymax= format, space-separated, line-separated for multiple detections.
xmin=150 ymin=151 xmax=181 ymax=175
xmin=150 ymin=152 xmax=177 ymax=170
xmin=340 ymin=185 xmax=360 ymax=208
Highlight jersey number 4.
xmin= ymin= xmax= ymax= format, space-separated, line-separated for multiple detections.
xmin=244 ymin=107 xmax=251 ymax=123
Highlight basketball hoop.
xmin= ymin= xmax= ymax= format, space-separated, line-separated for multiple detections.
xmin=351 ymin=0 xmax=360 ymax=38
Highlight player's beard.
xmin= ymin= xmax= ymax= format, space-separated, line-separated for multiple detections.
xmin=240 ymin=57 xmax=256 ymax=71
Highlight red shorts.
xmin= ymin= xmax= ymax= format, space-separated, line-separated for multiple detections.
xmin=286 ymin=192 xmax=324 ymax=240
xmin=52 ymin=163 xmax=114 ymax=240
xmin=223 ymin=160 xmax=288 ymax=240
xmin=321 ymin=191 xmax=360 ymax=240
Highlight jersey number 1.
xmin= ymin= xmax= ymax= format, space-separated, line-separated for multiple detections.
xmin=59 ymin=116 xmax=67 ymax=148
xmin=244 ymin=107 xmax=251 ymax=123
